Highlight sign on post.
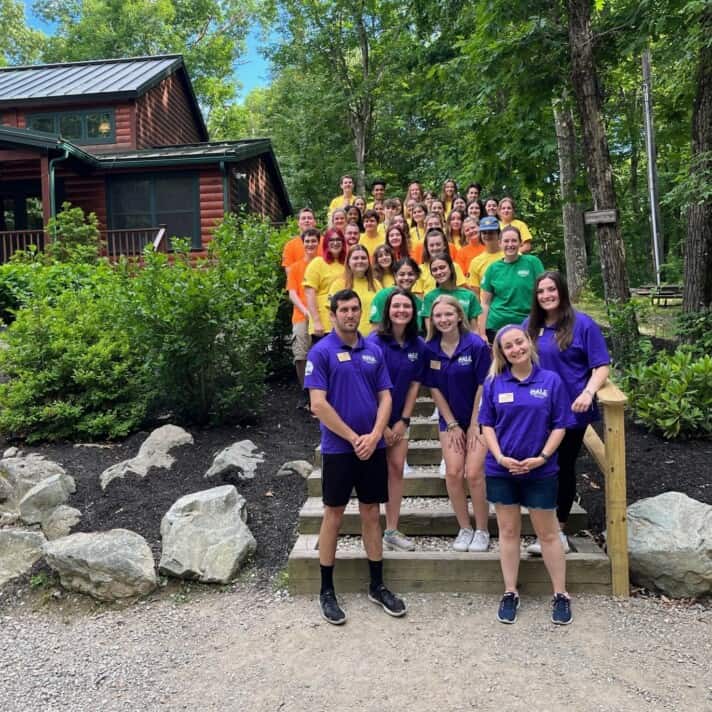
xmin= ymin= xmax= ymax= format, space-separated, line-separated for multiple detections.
xmin=584 ymin=209 xmax=618 ymax=225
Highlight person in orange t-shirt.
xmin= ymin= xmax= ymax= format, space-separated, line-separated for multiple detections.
xmin=282 ymin=208 xmax=317 ymax=275
xmin=455 ymin=217 xmax=485 ymax=278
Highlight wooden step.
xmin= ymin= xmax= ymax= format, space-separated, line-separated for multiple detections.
xmin=297 ymin=496 xmax=588 ymax=536
xmin=409 ymin=416 xmax=439 ymax=440
xmin=313 ymin=440 xmax=442 ymax=468
xmin=308 ymin=466 xmax=445 ymax=497
xmin=413 ymin=397 xmax=436 ymax=417
xmin=288 ymin=534 xmax=611 ymax=594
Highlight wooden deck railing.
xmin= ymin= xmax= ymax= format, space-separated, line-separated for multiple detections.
xmin=0 ymin=229 xmax=45 ymax=264
xmin=583 ymin=380 xmax=629 ymax=597
xmin=102 ymin=225 xmax=167 ymax=259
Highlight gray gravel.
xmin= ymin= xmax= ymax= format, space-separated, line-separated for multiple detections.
xmin=2 ymin=579 xmax=711 ymax=712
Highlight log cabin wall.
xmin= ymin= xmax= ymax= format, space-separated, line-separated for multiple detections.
xmin=241 ymin=156 xmax=285 ymax=222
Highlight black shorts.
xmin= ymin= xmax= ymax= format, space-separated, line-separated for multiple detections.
xmin=321 ymin=448 xmax=388 ymax=507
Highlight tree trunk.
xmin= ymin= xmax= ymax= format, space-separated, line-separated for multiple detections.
xmin=349 ymin=110 xmax=369 ymax=197
xmin=553 ymin=96 xmax=588 ymax=300
xmin=567 ymin=0 xmax=632 ymax=306
xmin=683 ymin=6 xmax=712 ymax=312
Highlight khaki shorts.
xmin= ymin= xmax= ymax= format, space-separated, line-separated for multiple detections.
xmin=291 ymin=321 xmax=310 ymax=362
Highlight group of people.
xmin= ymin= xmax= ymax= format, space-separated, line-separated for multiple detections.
xmin=282 ymin=176 xmax=610 ymax=628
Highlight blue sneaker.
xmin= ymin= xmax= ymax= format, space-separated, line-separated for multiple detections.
xmin=497 ymin=591 xmax=520 ymax=624
xmin=551 ymin=593 xmax=573 ymax=625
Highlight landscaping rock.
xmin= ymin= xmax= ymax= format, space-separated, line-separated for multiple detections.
xmin=204 ymin=440 xmax=264 ymax=480
xmin=3 ymin=446 xmax=18 ymax=459
xmin=19 ymin=473 xmax=76 ymax=525
xmin=41 ymin=505 xmax=82 ymax=540
xmin=159 ymin=485 xmax=256 ymax=583
xmin=100 ymin=424 xmax=194 ymax=490
xmin=43 ymin=529 xmax=157 ymax=601
xmin=0 ymin=530 xmax=46 ymax=586
xmin=0 ymin=454 xmax=68 ymax=504
xmin=627 ymin=491 xmax=712 ymax=597
xmin=277 ymin=459 xmax=313 ymax=479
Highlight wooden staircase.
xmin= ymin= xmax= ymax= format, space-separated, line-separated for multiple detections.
xmin=288 ymin=392 xmax=615 ymax=596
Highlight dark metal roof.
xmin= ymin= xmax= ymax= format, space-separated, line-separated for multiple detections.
xmin=0 ymin=55 xmax=183 ymax=102
xmin=97 ymin=139 xmax=273 ymax=163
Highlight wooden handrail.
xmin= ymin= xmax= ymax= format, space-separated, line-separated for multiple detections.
xmin=152 ymin=224 xmax=168 ymax=253
xmin=0 ymin=229 xmax=46 ymax=264
xmin=583 ymin=378 xmax=629 ymax=597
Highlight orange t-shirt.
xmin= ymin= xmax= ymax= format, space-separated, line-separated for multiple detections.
xmin=282 ymin=236 xmax=304 ymax=270
xmin=286 ymin=257 xmax=310 ymax=324
xmin=412 ymin=241 xmax=458 ymax=265
xmin=455 ymin=243 xmax=486 ymax=277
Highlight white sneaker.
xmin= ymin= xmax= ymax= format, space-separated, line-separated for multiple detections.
xmin=429 ymin=407 xmax=439 ymax=422
xmin=468 ymin=529 xmax=490 ymax=552
xmin=403 ymin=462 xmax=413 ymax=477
xmin=453 ymin=528 xmax=474 ymax=552
xmin=439 ymin=458 xmax=446 ymax=477
xmin=383 ymin=529 xmax=416 ymax=552
xmin=526 ymin=531 xmax=570 ymax=556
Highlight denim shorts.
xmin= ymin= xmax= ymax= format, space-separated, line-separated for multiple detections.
xmin=486 ymin=475 xmax=558 ymax=510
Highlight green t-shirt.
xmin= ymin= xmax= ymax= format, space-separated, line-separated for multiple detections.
xmin=422 ymin=286 xmax=482 ymax=321
xmin=480 ymin=254 xmax=545 ymax=330
xmin=369 ymin=286 xmax=423 ymax=330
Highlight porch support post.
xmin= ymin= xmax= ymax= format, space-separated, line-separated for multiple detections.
xmin=40 ymin=153 xmax=52 ymax=236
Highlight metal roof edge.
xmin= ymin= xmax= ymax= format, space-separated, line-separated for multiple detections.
xmin=0 ymin=54 xmax=183 ymax=73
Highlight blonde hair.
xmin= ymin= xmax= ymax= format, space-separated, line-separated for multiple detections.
xmin=344 ymin=244 xmax=377 ymax=291
xmin=487 ymin=325 xmax=539 ymax=379
xmin=426 ymin=294 xmax=470 ymax=341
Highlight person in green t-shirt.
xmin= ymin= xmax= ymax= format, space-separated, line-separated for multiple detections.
xmin=369 ymin=257 xmax=423 ymax=332
xmin=421 ymin=252 xmax=484 ymax=338
xmin=480 ymin=224 xmax=545 ymax=342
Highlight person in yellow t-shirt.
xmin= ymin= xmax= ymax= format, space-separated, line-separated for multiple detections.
xmin=467 ymin=216 xmax=503 ymax=296
xmin=414 ymin=228 xmax=467 ymax=295
xmin=303 ymin=228 xmax=347 ymax=340
xmin=372 ymin=244 xmax=396 ymax=288
xmin=359 ymin=208 xmax=385 ymax=256
xmin=409 ymin=202 xmax=428 ymax=248
xmin=329 ymin=244 xmax=382 ymax=334
xmin=441 ymin=178 xmax=458 ymax=218
xmin=366 ymin=178 xmax=386 ymax=209
xmin=327 ymin=174 xmax=355 ymax=218
xmin=498 ymin=196 xmax=533 ymax=253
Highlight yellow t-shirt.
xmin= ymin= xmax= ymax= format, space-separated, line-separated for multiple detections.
xmin=468 ymin=251 xmax=504 ymax=290
xmin=328 ymin=195 xmax=354 ymax=216
xmin=303 ymin=257 xmax=345 ymax=335
xmin=499 ymin=218 xmax=532 ymax=244
xmin=329 ymin=276 xmax=382 ymax=334
xmin=379 ymin=272 xmax=396 ymax=288
xmin=359 ymin=232 xmax=385 ymax=257
xmin=414 ymin=262 xmax=467 ymax=295
xmin=409 ymin=225 xmax=426 ymax=248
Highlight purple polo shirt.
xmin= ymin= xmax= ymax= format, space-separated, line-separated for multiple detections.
xmin=366 ymin=332 xmax=427 ymax=426
xmin=424 ymin=332 xmax=491 ymax=431
xmin=479 ymin=365 xmax=576 ymax=478
xmin=523 ymin=312 xmax=610 ymax=428
xmin=305 ymin=331 xmax=393 ymax=454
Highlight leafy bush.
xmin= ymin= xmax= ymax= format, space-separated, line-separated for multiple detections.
xmin=45 ymin=202 xmax=103 ymax=264
xmin=623 ymin=350 xmax=712 ymax=439
xmin=675 ymin=308 xmax=712 ymax=358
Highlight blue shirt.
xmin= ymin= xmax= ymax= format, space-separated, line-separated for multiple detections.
xmin=424 ymin=332 xmax=491 ymax=431
xmin=305 ymin=331 xmax=393 ymax=454
xmin=524 ymin=312 xmax=610 ymax=429
xmin=366 ymin=333 xmax=427 ymax=426
xmin=479 ymin=365 xmax=576 ymax=478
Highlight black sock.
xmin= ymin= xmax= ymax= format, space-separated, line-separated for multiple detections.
xmin=368 ymin=559 xmax=383 ymax=590
xmin=320 ymin=564 xmax=334 ymax=594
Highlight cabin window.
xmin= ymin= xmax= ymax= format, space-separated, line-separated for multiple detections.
xmin=108 ymin=173 xmax=201 ymax=249
xmin=26 ymin=108 xmax=116 ymax=144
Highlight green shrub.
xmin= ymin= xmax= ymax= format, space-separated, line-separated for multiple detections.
xmin=606 ymin=299 xmax=651 ymax=369
xmin=45 ymin=202 xmax=103 ymax=264
xmin=675 ymin=308 xmax=712 ymax=358
xmin=623 ymin=350 xmax=712 ymax=439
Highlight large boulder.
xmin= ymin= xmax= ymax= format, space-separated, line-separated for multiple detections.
xmin=100 ymin=425 xmax=194 ymax=490
xmin=204 ymin=440 xmax=264 ymax=480
xmin=627 ymin=491 xmax=712 ymax=597
xmin=43 ymin=529 xmax=157 ymax=600
xmin=159 ymin=485 xmax=256 ymax=583
xmin=0 ymin=530 xmax=47 ymax=586
xmin=19 ymin=473 xmax=76 ymax=525
xmin=41 ymin=505 xmax=82 ymax=540
xmin=0 ymin=454 xmax=68 ymax=505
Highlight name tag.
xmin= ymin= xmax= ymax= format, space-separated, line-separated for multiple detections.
xmin=498 ymin=392 xmax=514 ymax=403
xmin=430 ymin=360 xmax=441 ymax=370
xmin=337 ymin=352 xmax=351 ymax=362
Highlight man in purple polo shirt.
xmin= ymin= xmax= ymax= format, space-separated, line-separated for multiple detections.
xmin=305 ymin=289 xmax=407 ymax=625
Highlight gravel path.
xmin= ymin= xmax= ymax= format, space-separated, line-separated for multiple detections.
xmin=2 ymin=582 xmax=711 ymax=712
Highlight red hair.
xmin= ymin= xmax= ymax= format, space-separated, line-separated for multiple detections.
xmin=321 ymin=227 xmax=346 ymax=264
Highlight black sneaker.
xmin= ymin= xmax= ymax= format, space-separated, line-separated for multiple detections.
xmin=368 ymin=584 xmax=407 ymax=617
xmin=319 ymin=589 xmax=347 ymax=625
xmin=497 ymin=591 xmax=520 ymax=624
xmin=551 ymin=593 xmax=573 ymax=625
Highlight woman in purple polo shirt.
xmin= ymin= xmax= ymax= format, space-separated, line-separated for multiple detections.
xmin=479 ymin=325 xmax=576 ymax=625
xmin=524 ymin=271 xmax=610 ymax=555
xmin=424 ymin=294 xmax=491 ymax=553
xmin=367 ymin=288 xmax=426 ymax=552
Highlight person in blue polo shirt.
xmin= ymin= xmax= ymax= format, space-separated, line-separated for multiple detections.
xmin=424 ymin=294 xmax=491 ymax=553
xmin=479 ymin=324 xmax=577 ymax=626
xmin=524 ymin=271 xmax=610 ymax=555
xmin=367 ymin=288 xmax=426 ymax=552
xmin=305 ymin=289 xmax=407 ymax=625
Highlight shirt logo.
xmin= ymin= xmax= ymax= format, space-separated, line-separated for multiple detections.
xmin=361 ymin=353 xmax=377 ymax=364
xmin=530 ymin=387 xmax=549 ymax=399
xmin=305 ymin=360 xmax=314 ymax=376
xmin=517 ymin=269 xmax=531 ymax=277
xmin=407 ymin=352 xmax=419 ymax=362
xmin=457 ymin=354 xmax=472 ymax=366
